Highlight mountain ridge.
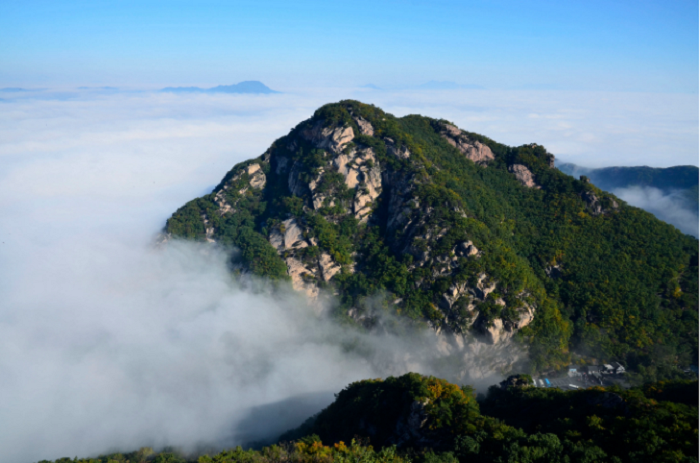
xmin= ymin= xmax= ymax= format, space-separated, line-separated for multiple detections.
xmin=161 ymin=80 xmax=278 ymax=94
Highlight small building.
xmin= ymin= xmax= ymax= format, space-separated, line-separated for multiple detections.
xmin=612 ymin=362 xmax=625 ymax=374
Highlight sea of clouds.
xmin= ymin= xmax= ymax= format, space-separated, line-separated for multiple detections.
xmin=0 ymin=88 xmax=697 ymax=462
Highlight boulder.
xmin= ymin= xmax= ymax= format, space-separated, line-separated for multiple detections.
xmin=475 ymin=273 xmax=497 ymax=300
xmin=388 ymin=143 xmax=411 ymax=160
xmin=455 ymin=241 xmax=479 ymax=257
xmin=581 ymin=190 xmax=603 ymax=215
xmin=246 ymin=164 xmax=266 ymax=189
xmin=440 ymin=123 xmax=494 ymax=165
xmin=509 ymin=164 xmax=539 ymax=188
xmin=354 ymin=117 xmax=374 ymax=136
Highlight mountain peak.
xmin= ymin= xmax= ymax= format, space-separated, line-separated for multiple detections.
xmin=164 ymin=100 xmax=698 ymax=377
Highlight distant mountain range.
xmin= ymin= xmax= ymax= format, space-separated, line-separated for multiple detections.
xmin=161 ymin=80 xmax=278 ymax=94
xmin=557 ymin=162 xmax=698 ymax=236
xmin=557 ymin=163 xmax=698 ymax=191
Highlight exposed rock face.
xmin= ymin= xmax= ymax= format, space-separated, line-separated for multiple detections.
xmin=439 ymin=123 xmax=495 ymax=165
xmin=270 ymin=218 xmax=308 ymax=251
xmin=302 ymin=120 xmax=355 ymax=154
xmin=387 ymin=140 xmax=411 ymax=160
xmin=213 ymin=162 xmax=267 ymax=216
xmin=354 ymin=117 xmax=374 ymax=136
xmin=245 ymin=164 xmax=266 ymax=189
xmin=509 ymin=164 xmax=540 ymax=189
xmin=581 ymin=190 xmax=603 ymax=215
xmin=275 ymin=156 xmax=288 ymax=174
xmin=288 ymin=161 xmax=307 ymax=197
xmin=332 ymin=147 xmax=382 ymax=220
xmin=580 ymin=189 xmax=619 ymax=216
xmin=285 ymin=257 xmax=320 ymax=300
xmin=319 ymin=252 xmax=341 ymax=281
xmin=201 ymin=214 xmax=216 ymax=243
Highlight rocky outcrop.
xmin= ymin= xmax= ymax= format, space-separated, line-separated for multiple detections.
xmin=385 ymin=170 xmax=418 ymax=236
xmin=266 ymin=218 xmax=345 ymax=299
xmin=581 ymin=190 xmax=603 ymax=215
xmin=270 ymin=218 xmax=308 ymax=251
xmin=354 ymin=117 xmax=374 ymax=136
xmin=580 ymin=189 xmax=619 ymax=216
xmin=214 ymin=163 xmax=267 ymax=216
xmin=332 ymin=147 xmax=382 ymax=220
xmin=285 ymin=257 xmax=320 ymax=300
xmin=386 ymin=139 xmax=411 ymax=160
xmin=319 ymin=252 xmax=341 ymax=281
xmin=508 ymin=164 xmax=540 ymax=189
xmin=439 ymin=123 xmax=494 ymax=165
xmin=245 ymin=164 xmax=266 ymax=189
xmin=201 ymin=213 xmax=216 ymax=243
xmin=288 ymin=160 xmax=307 ymax=197
xmin=302 ymin=121 xmax=354 ymax=154
xmin=476 ymin=302 xmax=534 ymax=345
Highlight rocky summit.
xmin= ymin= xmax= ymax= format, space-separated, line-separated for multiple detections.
xmin=164 ymin=100 xmax=698 ymax=374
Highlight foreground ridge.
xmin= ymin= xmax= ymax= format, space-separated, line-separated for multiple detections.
xmin=40 ymin=375 xmax=699 ymax=463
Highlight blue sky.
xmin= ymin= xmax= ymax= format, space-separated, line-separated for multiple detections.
xmin=1 ymin=0 xmax=697 ymax=92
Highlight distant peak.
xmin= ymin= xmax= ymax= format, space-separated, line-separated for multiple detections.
xmin=161 ymin=80 xmax=279 ymax=94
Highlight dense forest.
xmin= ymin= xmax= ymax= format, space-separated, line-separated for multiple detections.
xmin=164 ymin=100 xmax=698 ymax=379
xmin=40 ymin=374 xmax=699 ymax=463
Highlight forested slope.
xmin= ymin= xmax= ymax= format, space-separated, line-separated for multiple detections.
xmin=40 ymin=374 xmax=699 ymax=463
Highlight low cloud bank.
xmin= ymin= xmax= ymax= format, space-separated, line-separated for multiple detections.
xmin=2 ymin=236 xmax=477 ymax=462
xmin=612 ymin=187 xmax=699 ymax=237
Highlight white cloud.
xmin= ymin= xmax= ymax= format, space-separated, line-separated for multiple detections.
xmin=613 ymin=187 xmax=698 ymax=237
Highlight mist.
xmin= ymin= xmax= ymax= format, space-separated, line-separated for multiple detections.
xmin=0 ymin=88 xmax=695 ymax=462
xmin=2 ymin=235 xmax=472 ymax=462
xmin=612 ymin=187 xmax=699 ymax=237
